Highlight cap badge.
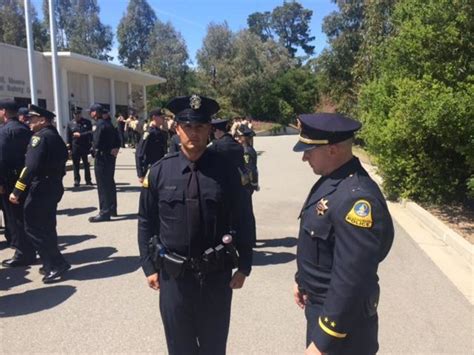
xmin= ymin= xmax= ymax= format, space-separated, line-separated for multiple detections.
xmin=316 ymin=198 xmax=329 ymax=215
xmin=189 ymin=94 xmax=201 ymax=110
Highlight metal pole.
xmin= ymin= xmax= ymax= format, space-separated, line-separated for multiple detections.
xmin=24 ymin=0 xmax=37 ymax=105
xmin=48 ymin=0 xmax=66 ymax=139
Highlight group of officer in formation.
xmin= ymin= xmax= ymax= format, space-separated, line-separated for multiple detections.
xmin=0 ymin=94 xmax=394 ymax=355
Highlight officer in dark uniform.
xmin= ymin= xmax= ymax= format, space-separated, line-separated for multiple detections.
xmin=88 ymin=103 xmax=120 ymax=222
xmin=236 ymin=125 xmax=259 ymax=193
xmin=292 ymin=113 xmax=394 ymax=355
xmin=67 ymin=106 xmax=93 ymax=187
xmin=9 ymin=104 xmax=70 ymax=283
xmin=208 ymin=118 xmax=257 ymax=246
xmin=0 ymin=99 xmax=34 ymax=263
xmin=18 ymin=107 xmax=31 ymax=125
xmin=135 ymin=108 xmax=168 ymax=183
xmin=138 ymin=95 xmax=253 ymax=355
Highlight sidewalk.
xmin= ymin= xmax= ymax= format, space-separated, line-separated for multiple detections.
xmin=363 ymin=163 xmax=473 ymax=304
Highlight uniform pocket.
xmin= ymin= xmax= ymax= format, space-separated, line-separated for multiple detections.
xmin=159 ymin=189 xmax=184 ymax=220
xmin=302 ymin=218 xmax=333 ymax=269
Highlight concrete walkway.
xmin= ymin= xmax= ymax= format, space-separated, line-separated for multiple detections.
xmin=0 ymin=136 xmax=472 ymax=354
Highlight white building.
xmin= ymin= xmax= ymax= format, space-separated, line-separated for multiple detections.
xmin=0 ymin=42 xmax=165 ymax=133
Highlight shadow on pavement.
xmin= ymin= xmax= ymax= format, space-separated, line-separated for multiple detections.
xmin=65 ymin=256 xmax=139 ymax=281
xmin=58 ymin=234 xmax=97 ymax=249
xmin=0 ymin=267 xmax=31 ymax=291
xmin=65 ymin=185 xmax=95 ymax=192
xmin=0 ymin=285 xmax=76 ymax=317
xmin=115 ymin=182 xmax=131 ymax=186
xmin=57 ymin=207 xmax=97 ymax=216
xmin=116 ymin=186 xmax=142 ymax=193
xmin=63 ymin=247 xmax=118 ymax=265
xmin=113 ymin=213 xmax=138 ymax=221
xmin=252 ymin=250 xmax=295 ymax=266
xmin=255 ymin=236 xmax=297 ymax=248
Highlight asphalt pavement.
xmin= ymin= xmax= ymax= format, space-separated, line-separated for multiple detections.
xmin=0 ymin=135 xmax=472 ymax=354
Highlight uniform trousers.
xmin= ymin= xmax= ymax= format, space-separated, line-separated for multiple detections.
xmin=305 ymin=300 xmax=378 ymax=355
xmin=2 ymin=182 xmax=35 ymax=259
xmin=0 ymin=198 xmax=11 ymax=243
xmin=23 ymin=178 xmax=66 ymax=271
xmin=159 ymin=269 xmax=233 ymax=355
xmin=94 ymin=153 xmax=117 ymax=216
xmin=72 ymin=149 xmax=91 ymax=184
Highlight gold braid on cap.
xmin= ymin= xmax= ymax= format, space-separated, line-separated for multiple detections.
xmin=298 ymin=135 xmax=329 ymax=145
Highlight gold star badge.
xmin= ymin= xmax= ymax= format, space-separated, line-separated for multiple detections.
xmin=324 ymin=317 xmax=329 ymax=323
xmin=316 ymin=198 xmax=329 ymax=215
xmin=331 ymin=321 xmax=336 ymax=327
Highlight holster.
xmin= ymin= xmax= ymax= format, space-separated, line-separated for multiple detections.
xmin=163 ymin=253 xmax=187 ymax=278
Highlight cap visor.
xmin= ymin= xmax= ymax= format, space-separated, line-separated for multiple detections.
xmin=293 ymin=141 xmax=318 ymax=152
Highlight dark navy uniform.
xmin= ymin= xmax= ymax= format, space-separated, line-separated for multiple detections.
xmin=236 ymin=125 xmax=259 ymax=193
xmin=293 ymin=113 xmax=394 ymax=354
xmin=138 ymin=95 xmax=253 ymax=355
xmin=89 ymin=104 xmax=120 ymax=221
xmin=67 ymin=107 xmax=93 ymax=185
xmin=11 ymin=105 xmax=70 ymax=282
xmin=135 ymin=124 xmax=168 ymax=179
xmin=0 ymin=110 xmax=35 ymax=265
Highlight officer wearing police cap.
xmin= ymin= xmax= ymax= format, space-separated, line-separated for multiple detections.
xmin=293 ymin=113 xmax=394 ymax=355
xmin=9 ymin=104 xmax=70 ymax=283
xmin=135 ymin=108 xmax=168 ymax=183
xmin=0 ymin=99 xmax=34 ymax=266
xmin=138 ymin=94 xmax=253 ymax=354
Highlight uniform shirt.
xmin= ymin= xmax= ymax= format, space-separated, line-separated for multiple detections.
xmin=243 ymin=145 xmax=259 ymax=191
xmin=66 ymin=117 xmax=93 ymax=152
xmin=0 ymin=118 xmax=32 ymax=186
xmin=12 ymin=125 xmax=68 ymax=198
xmin=93 ymin=117 xmax=120 ymax=153
xmin=138 ymin=150 xmax=253 ymax=277
xmin=296 ymin=157 xmax=394 ymax=352
xmin=135 ymin=125 xmax=168 ymax=178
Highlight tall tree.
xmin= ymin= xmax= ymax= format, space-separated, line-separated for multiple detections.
xmin=247 ymin=11 xmax=273 ymax=41
xmin=196 ymin=21 xmax=235 ymax=74
xmin=145 ymin=20 xmax=189 ymax=105
xmin=0 ymin=0 xmax=46 ymax=50
xmin=117 ymin=0 xmax=156 ymax=69
xmin=43 ymin=0 xmax=113 ymax=61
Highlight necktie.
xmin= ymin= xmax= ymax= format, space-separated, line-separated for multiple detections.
xmin=187 ymin=162 xmax=201 ymax=256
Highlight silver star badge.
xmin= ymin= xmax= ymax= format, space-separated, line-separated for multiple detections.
xmin=316 ymin=198 xmax=329 ymax=216
xmin=189 ymin=94 xmax=201 ymax=110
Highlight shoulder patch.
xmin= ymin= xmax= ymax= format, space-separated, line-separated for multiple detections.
xmin=143 ymin=132 xmax=149 ymax=140
xmin=345 ymin=199 xmax=373 ymax=228
xmin=31 ymin=136 xmax=41 ymax=147
xmin=143 ymin=171 xmax=150 ymax=188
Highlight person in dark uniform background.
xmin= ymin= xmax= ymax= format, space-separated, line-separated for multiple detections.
xmin=135 ymin=108 xmax=168 ymax=184
xmin=116 ymin=112 xmax=126 ymax=148
xmin=292 ymin=113 xmax=394 ymax=355
xmin=67 ymin=106 xmax=93 ymax=187
xmin=18 ymin=107 xmax=31 ymax=125
xmin=9 ymin=104 xmax=70 ymax=283
xmin=0 ymin=99 xmax=34 ymax=265
xmin=236 ymin=125 xmax=259 ymax=193
xmin=168 ymin=131 xmax=181 ymax=153
xmin=138 ymin=95 xmax=253 ymax=355
xmin=88 ymin=103 xmax=120 ymax=222
xmin=0 ymin=109 xmax=10 ymax=244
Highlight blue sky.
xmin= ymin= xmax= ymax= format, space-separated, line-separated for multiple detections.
xmin=32 ymin=0 xmax=338 ymax=65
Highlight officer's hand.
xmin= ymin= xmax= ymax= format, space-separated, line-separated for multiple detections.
xmin=9 ymin=193 xmax=19 ymax=205
xmin=73 ymin=132 xmax=81 ymax=138
xmin=0 ymin=185 xmax=4 ymax=194
xmin=229 ymin=271 xmax=246 ymax=289
xmin=305 ymin=342 xmax=324 ymax=355
xmin=147 ymin=273 xmax=160 ymax=290
xmin=138 ymin=177 xmax=144 ymax=184
xmin=111 ymin=148 xmax=120 ymax=157
xmin=294 ymin=283 xmax=307 ymax=309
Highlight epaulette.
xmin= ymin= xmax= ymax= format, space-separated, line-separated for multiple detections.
xmin=162 ymin=151 xmax=179 ymax=160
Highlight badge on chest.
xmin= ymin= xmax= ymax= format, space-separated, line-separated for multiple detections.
xmin=316 ymin=198 xmax=329 ymax=216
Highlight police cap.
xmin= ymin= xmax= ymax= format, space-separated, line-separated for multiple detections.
xmin=88 ymin=103 xmax=103 ymax=113
xmin=72 ymin=106 xmax=82 ymax=114
xmin=166 ymin=95 xmax=219 ymax=124
xmin=0 ymin=98 xmax=18 ymax=111
xmin=18 ymin=107 xmax=30 ymax=117
xmin=236 ymin=125 xmax=256 ymax=137
xmin=293 ymin=113 xmax=361 ymax=152
xmin=28 ymin=104 xmax=56 ymax=120
xmin=211 ymin=118 xmax=229 ymax=131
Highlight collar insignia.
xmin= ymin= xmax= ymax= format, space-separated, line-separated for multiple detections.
xmin=316 ymin=198 xmax=329 ymax=215
xmin=189 ymin=94 xmax=201 ymax=110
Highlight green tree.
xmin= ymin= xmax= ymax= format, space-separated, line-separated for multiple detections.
xmin=117 ymin=0 xmax=156 ymax=69
xmin=247 ymin=11 xmax=273 ymax=41
xmin=43 ymin=0 xmax=113 ymax=60
xmin=145 ymin=20 xmax=190 ymax=104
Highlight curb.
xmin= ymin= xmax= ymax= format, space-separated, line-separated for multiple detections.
xmin=362 ymin=163 xmax=473 ymax=264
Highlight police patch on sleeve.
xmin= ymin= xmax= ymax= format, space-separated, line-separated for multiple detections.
xmin=345 ymin=199 xmax=373 ymax=228
xmin=31 ymin=136 xmax=41 ymax=147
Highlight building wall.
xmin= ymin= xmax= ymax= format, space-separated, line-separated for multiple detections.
xmin=67 ymin=71 xmax=88 ymax=112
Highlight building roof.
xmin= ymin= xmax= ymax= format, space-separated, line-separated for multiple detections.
xmin=42 ymin=51 xmax=166 ymax=86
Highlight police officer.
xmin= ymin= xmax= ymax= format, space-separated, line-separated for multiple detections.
xmin=292 ymin=113 xmax=394 ymax=355
xmin=0 ymin=99 xmax=34 ymax=265
xmin=88 ymin=103 xmax=120 ymax=222
xmin=135 ymin=108 xmax=168 ymax=184
xmin=9 ymin=104 xmax=70 ymax=283
xmin=67 ymin=106 xmax=93 ymax=187
xmin=138 ymin=95 xmax=253 ymax=355
xmin=18 ymin=107 xmax=31 ymax=125
xmin=236 ymin=125 xmax=259 ymax=193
